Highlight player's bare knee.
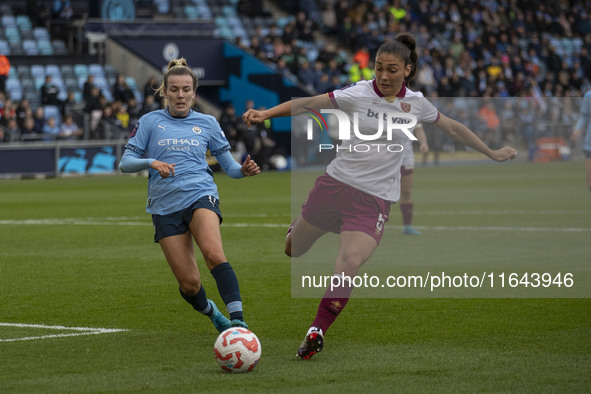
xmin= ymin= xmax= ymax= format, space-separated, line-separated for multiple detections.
xmin=202 ymin=249 xmax=226 ymax=266
xmin=179 ymin=278 xmax=201 ymax=296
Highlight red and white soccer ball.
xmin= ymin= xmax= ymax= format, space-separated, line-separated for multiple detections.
xmin=214 ymin=327 xmax=261 ymax=373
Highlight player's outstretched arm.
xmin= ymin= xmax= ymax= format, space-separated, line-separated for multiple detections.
xmin=242 ymin=94 xmax=332 ymax=127
xmin=435 ymin=113 xmax=517 ymax=162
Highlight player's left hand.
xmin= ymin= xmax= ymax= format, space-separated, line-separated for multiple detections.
xmin=241 ymin=155 xmax=261 ymax=176
xmin=491 ymin=146 xmax=518 ymax=162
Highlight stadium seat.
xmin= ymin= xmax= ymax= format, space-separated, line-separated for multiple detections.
xmin=22 ymin=39 xmax=39 ymax=55
xmin=20 ymin=76 xmax=35 ymax=90
xmin=45 ymin=64 xmax=62 ymax=77
xmin=34 ymin=77 xmax=45 ymax=90
xmin=74 ymin=63 xmax=89 ymax=78
xmin=33 ymin=27 xmax=50 ymax=41
xmin=60 ymin=64 xmax=74 ymax=75
xmin=16 ymin=64 xmax=30 ymax=77
xmin=6 ymin=78 xmax=21 ymax=91
xmin=89 ymin=63 xmax=105 ymax=77
xmin=4 ymin=26 xmax=20 ymax=43
xmin=37 ymin=40 xmax=54 ymax=55
xmin=52 ymin=39 xmax=68 ymax=55
xmin=9 ymin=88 xmax=22 ymax=101
xmin=64 ymin=75 xmax=79 ymax=91
xmin=1 ymin=15 xmax=16 ymax=28
xmin=0 ymin=39 xmax=10 ymax=54
xmin=44 ymin=105 xmax=61 ymax=123
xmin=16 ymin=15 xmax=32 ymax=31
xmin=9 ymin=43 xmax=25 ymax=55
xmin=30 ymin=65 xmax=45 ymax=78
xmin=125 ymin=76 xmax=138 ymax=90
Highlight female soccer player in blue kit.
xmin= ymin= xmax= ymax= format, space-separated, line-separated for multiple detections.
xmin=120 ymin=58 xmax=260 ymax=332
xmin=244 ymin=34 xmax=517 ymax=359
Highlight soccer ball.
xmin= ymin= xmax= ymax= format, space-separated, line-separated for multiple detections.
xmin=214 ymin=327 xmax=261 ymax=373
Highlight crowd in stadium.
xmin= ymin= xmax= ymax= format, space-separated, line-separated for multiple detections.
xmin=1 ymin=0 xmax=590 ymax=156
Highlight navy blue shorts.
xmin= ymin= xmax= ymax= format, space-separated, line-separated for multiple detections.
xmin=584 ymin=150 xmax=591 ymax=159
xmin=152 ymin=195 xmax=222 ymax=243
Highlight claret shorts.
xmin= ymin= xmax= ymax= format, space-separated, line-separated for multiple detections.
xmin=301 ymin=173 xmax=391 ymax=244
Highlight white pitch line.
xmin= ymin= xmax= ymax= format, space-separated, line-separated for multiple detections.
xmin=0 ymin=322 xmax=128 ymax=343
xmin=0 ymin=218 xmax=590 ymax=232
xmin=418 ymin=209 xmax=591 ymax=215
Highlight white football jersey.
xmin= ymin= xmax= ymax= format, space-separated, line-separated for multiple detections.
xmin=326 ymin=80 xmax=439 ymax=202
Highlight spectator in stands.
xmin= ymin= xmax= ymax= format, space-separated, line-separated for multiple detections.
xmin=112 ymin=74 xmax=134 ymax=103
xmin=83 ymin=75 xmax=96 ymax=102
xmin=143 ymin=76 xmax=159 ymax=101
xmin=84 ymin=86 xmax=104 ymax=135
xmin=32 ymin=107 xmax=45 ymax=134
xmin=58 ymin=115 xmax=83 ymax=140
xmin=15 ymin=99 xmax=32 ymax=130
xmin=2 ymin=118 xmax=20 ymax=142
xmin=97 ymin=104 xmax=125 ymax=139
xmin=0 ymin=99 xmax=16 ymax=127
xmin=20 ymin=116 xmax=40 ymax=142
xmin=52 ymin=0 xmax=73 ymax=19
xmin=297 ymin=60 xmax=316 ymax=91
xmin=0 ymin=54 xmax=10 ymax=95
xmin=41 ymin=75 xmax=61 ymax=107
xmin=114 ymin=102 xmax=130 ymax=131
xmin=127 ymin=97 xmax=141 ymax=131
xmin=61 ymin=90 xmax=78 ymax=118
xmin=218 ymin=103 xmax=242 ymax=152
xmin=42 ymin=117 xmax=60 ymax=141
xmin=139 ymin=94 xmax=159 ymax=117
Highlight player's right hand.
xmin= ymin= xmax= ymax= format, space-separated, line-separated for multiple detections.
xmin=242 ymin=109 xmax=265 ymax=127
xmin=151 ymin=160 xmax=176 ymax=178
xmin=490 ymin=146 xmax=518 ymax=162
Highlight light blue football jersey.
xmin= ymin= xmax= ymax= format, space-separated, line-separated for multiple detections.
xmin=125 ymin=108 xmax=231 ymax=215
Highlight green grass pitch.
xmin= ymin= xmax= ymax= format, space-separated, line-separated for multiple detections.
xmin=0 ymin=161 xmax=589 ymax=392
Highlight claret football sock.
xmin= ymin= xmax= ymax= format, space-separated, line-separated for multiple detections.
xmin=400 ymin=202 xmax=413 ymax=226
xmin=211 ymin=262 xmax=244 ymax=321
xmin=311 ymin=275 xmax=354 ymax=334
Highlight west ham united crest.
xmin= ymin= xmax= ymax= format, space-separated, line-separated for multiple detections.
xmin=401 ymin=102 xmax=411 ymax=113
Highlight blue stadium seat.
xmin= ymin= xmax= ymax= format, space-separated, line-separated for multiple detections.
xmin=1 ymin=15 xmax=16 ymax=28
xmin=33 ymin=27 xmax=50 ymax=41
xmin=37 ymin=40 xmax=54 ymax=55
xmin=44 ymin=105 xmax=61 ymax=123
xmin=30 ymin=64 xmax=45 ymax=78
xmin=16 ymin=15 xmax=32 ymax=31
xmin=60 ymin=64 xmax=74 ymax=75
xmin=4 ymin=26 xmax=21 ymax=43
xmin=101 ymin=89 xmax=113 ymax=102
xmin=74 ymin=64 xmax=89 ymax=78
xmin=34 ymin=77 xmax=45 ymax=90
xmin=45 ymin=64 xmax=61 ymax=77
xmin=22 ymin=39 xmax=39 ymax=55
xmin=6 ymin=78 xmax=21 ymax=91
xmin=20 ymin=76 xmax=35 ymax=90
xmin=0 ymin=39 xmax=10 ymax=54
xmin=16 ymin=64 xmax=30 ymax=77
xmin=64 ymin=76 xmax=78 ymax=91
xmin=9 ymin=88 xmax=22 ymax=101
xmin=125 ymin=76 xmax=138 ymax=90
xmin=88 ymin=63 xmax=105 ymax=77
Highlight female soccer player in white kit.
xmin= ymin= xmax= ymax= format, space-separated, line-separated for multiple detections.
xmin=243 ymin=34 xmax=517 ymax=359
xmin=120 ymin=58 xmax=260 ymax=333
